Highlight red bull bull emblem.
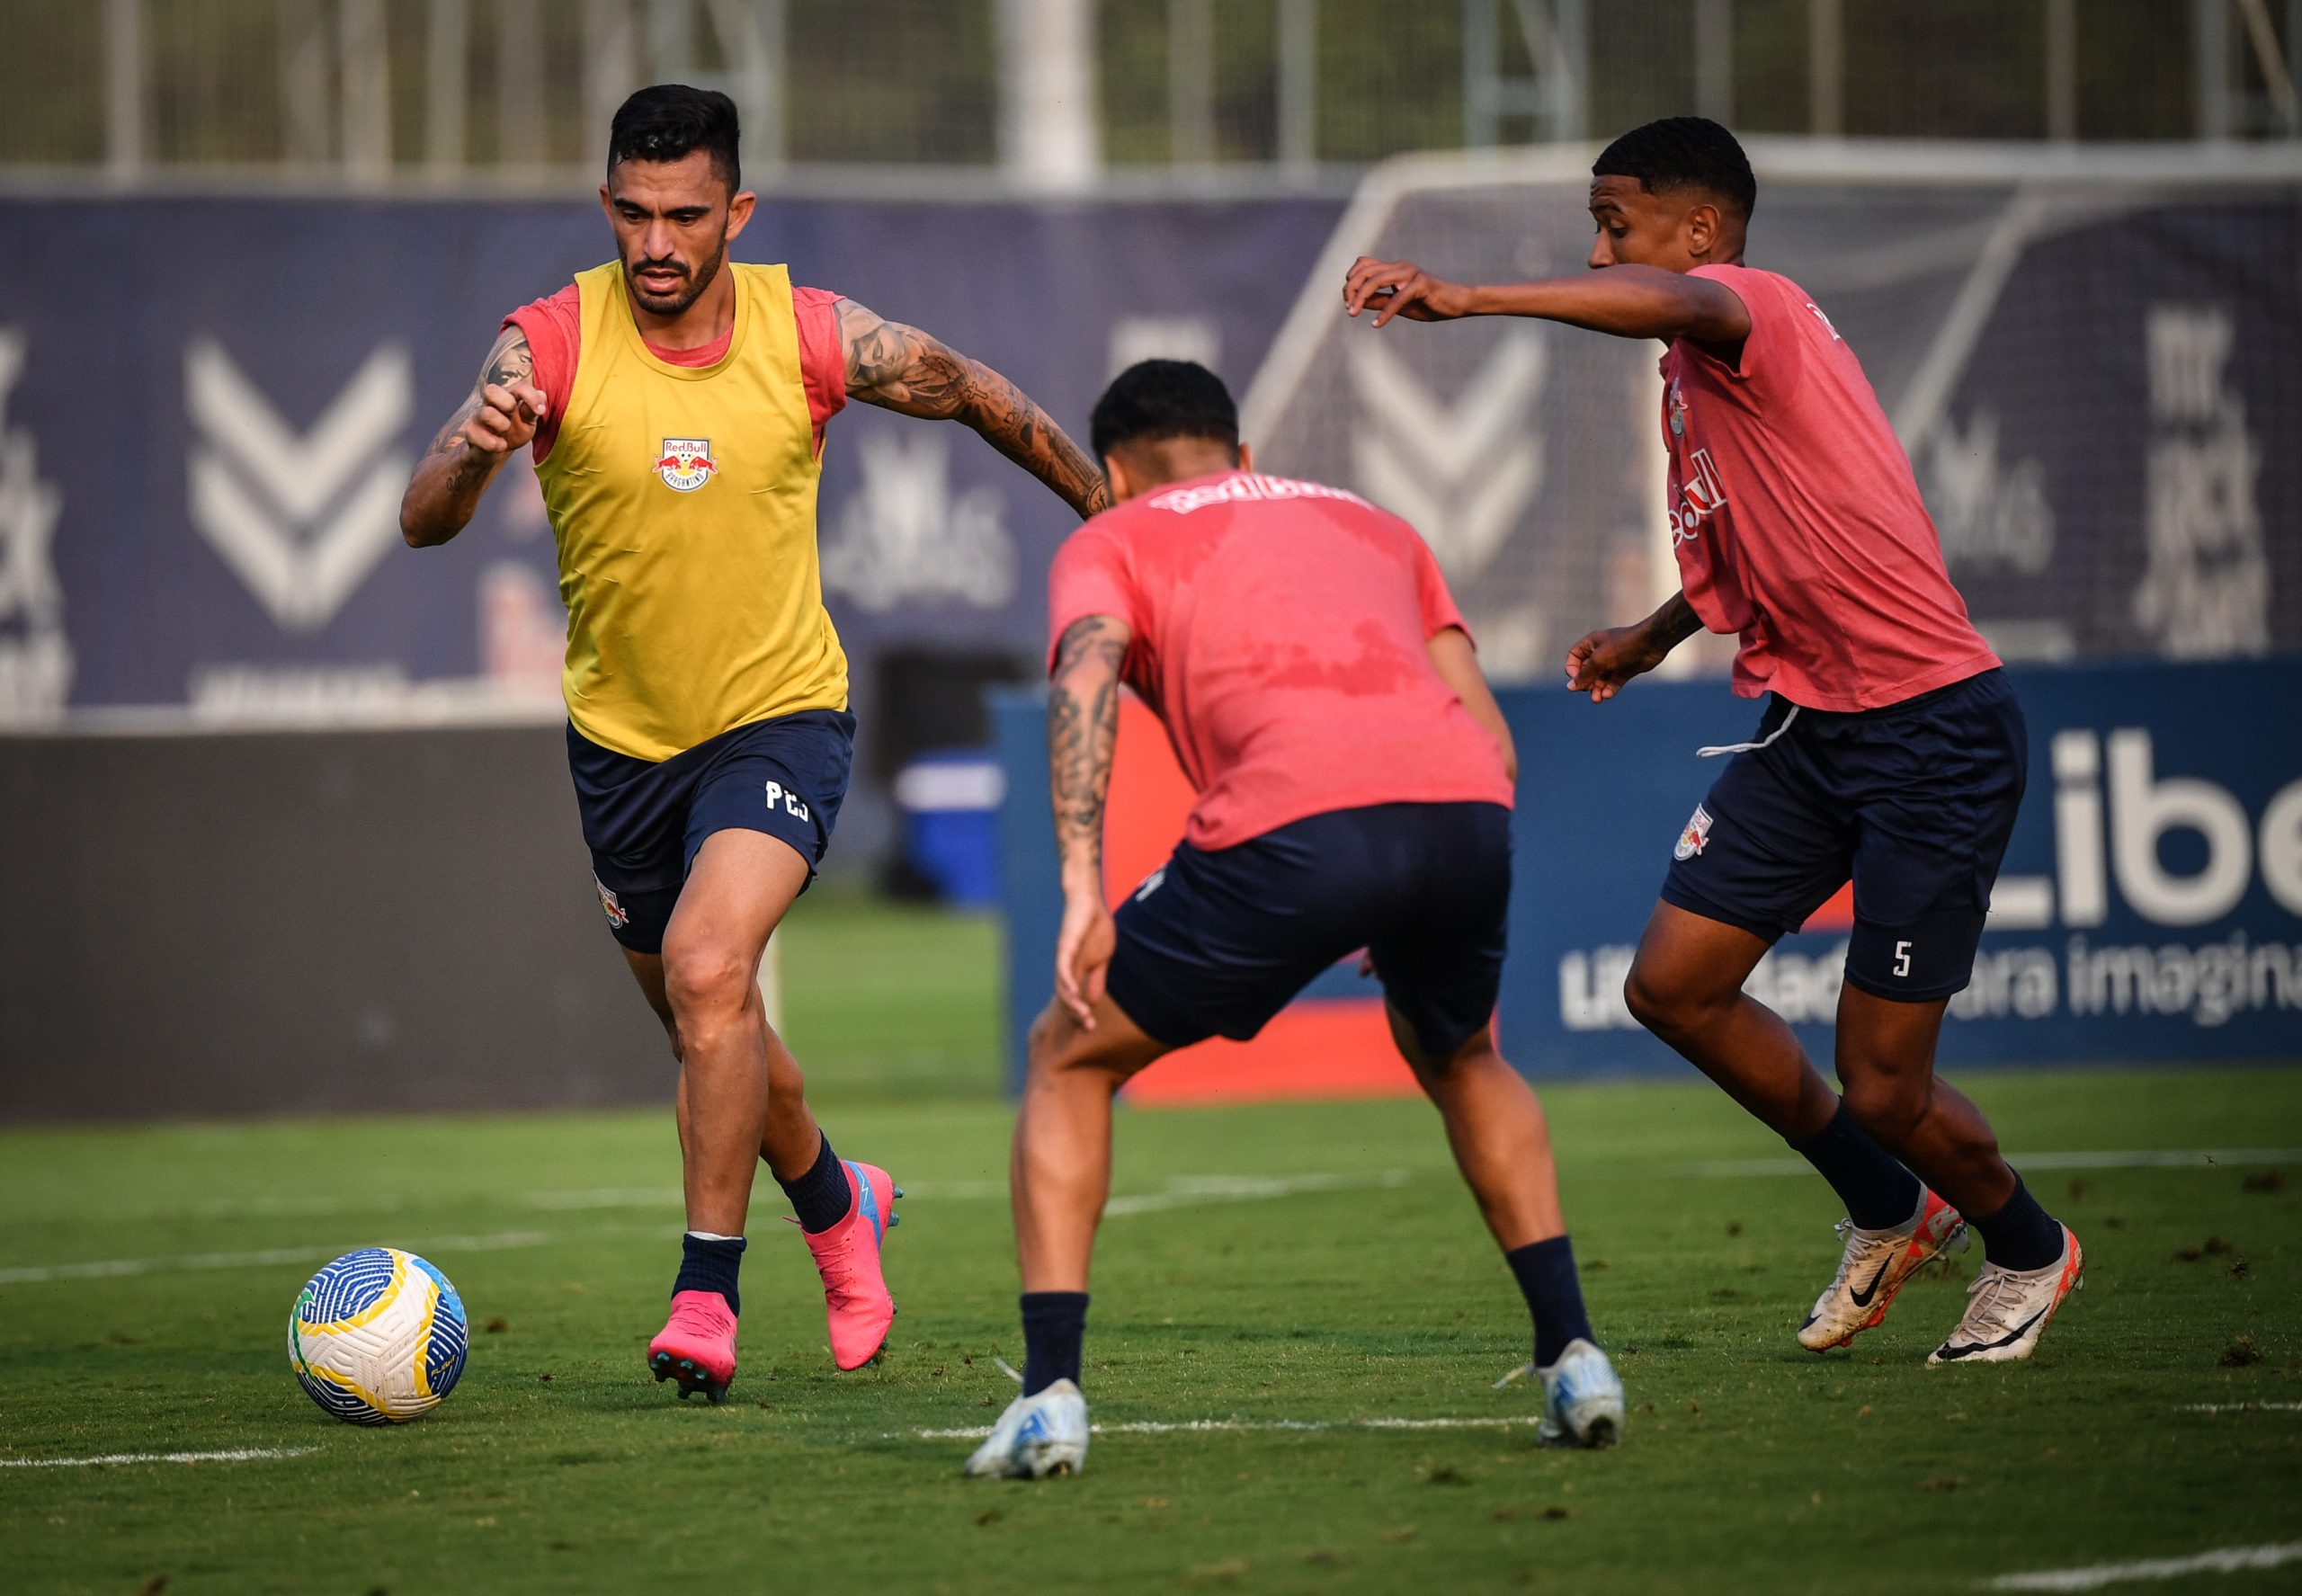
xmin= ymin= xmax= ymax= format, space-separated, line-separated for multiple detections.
xmin=593 ymin=877 xmax=631 ymax=928
xmin=1673 ymin=803 xmax=1713 ymax=862
xmin=656 ymin=437 xmax=718 ymax=493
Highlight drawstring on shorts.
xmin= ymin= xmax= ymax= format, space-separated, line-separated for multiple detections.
xmin=1696 ymin=703 xmax=1801 ymax=759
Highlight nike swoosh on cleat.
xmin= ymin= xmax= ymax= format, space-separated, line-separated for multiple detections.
xmin=1936 ymin=1308 xmax=2047 ymax=1360
xmin=1848 ymin=1255 xmax=1895 ymax=1308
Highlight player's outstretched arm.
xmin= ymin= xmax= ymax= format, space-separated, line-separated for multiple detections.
xmin=1564 ymin=591 xmax=1706 ymax=704
xmin=399 ymin=325 xmax=547 ymax=548
xmin=837 ymin=299 xmax=1111 ymax=521
xmin=1047 ymin=613 xmax=1132 ymax=1027
xmin=1343 ymin=257 xmax=1749 ymax=344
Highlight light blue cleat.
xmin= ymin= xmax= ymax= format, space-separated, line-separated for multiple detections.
xmin=963 ymin=1378 xmax=1092 ymax=1479
xmin=1534 ymin=1338 xmax=1626 ymax=1449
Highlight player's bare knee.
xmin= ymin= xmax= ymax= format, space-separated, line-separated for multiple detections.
xmin=1628 ymin=948 xmax=1747 ymax=1038
xmin=1841 ymin=1076 xmax=1925 ymax=1146
xmin=660 ymin=941 xmax=754 ymax=1034
xmin=1025 ymin=1002 xmax=1142 ymax=1092
xmin=1623 ymin=958 xmax=1690 ymax=1035
xmin=1025 ymin=1003 xmax=1075 ymax=1067
xmin=1024 ymin=1007 xmax=1093 ymax=1086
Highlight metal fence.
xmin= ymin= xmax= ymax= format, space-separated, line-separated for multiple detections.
xmin=4 ymin=1 xmax=2299 ymax=189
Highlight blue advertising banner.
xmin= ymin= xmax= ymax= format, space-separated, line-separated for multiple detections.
xmin=994 ymin=661 xmax=2302 ymax=1089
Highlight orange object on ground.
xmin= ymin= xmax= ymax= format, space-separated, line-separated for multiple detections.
xmin=1103 ymin=693 xmax=1415 ymax=1105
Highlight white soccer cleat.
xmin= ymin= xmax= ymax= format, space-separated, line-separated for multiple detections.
xmin=1798 ymin=1187 xmax=1967 ymax=1352
xmin=1929 ymin=1226 xmax=2083 ymax=1366
xmin=1534 ymin=1338 xmax=1625 ymax=1449
xmin=963 ymin=1379 xmax=1091 ymax=1479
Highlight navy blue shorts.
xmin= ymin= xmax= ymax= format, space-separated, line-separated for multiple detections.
xmin=1660 ymin=669 xmax=2027 ymax=1003
xmin=567 ymin=709 xmax=854 ymax=955
xmin=1107 ymin=801 xmax=1512 ymax=1060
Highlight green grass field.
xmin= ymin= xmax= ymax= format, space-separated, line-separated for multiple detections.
xmin=4 ymin=900 xmax=2298 ymax=1594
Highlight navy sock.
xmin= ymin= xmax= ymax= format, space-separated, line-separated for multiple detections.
xmin=1504 ymin=1235 xmax=1597 ymax=1369
xmin=1020 ymin=1291 xmax=1088 ymax=1396
xmin=1967 ymin=1175 xmax=2064 ymax=1271
xmin=778 ymin=1134 xmax=853 ymax=1235
xmin=673 ymin=1232 xmax=745 ymax=1315
xmin=1789 ymin=1103 xmax=1923 ymax=1231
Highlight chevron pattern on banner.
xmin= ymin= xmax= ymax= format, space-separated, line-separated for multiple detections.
xmin=1346 ymin=327 xmax=1545 ymax=583
xmin=184 ymin=339 xmax=414 ymax=632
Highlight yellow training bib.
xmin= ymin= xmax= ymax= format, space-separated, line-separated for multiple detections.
xmin=537 ymin=260 xmax=849 ymax=762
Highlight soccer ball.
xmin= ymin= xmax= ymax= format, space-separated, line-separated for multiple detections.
xmin=289 ymin=1247 xmax=468 ymax=1424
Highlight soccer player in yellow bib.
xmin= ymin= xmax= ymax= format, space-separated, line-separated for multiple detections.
xmin=399 ymin=85 xmax=1109 ymax=1402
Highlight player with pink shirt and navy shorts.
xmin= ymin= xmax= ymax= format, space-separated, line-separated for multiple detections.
xmin=963 ymin=361 xmax=1624 ymax=1480
xmin=1346 ymin=118 xmax=2082 ymax=1371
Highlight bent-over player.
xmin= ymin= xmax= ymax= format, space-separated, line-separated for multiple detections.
xmin=400 ymin=85 xmax=1108 ymax=1401
xmin=965 ymin=361 xmax=1621 ymax=1480
xmin=1344 ymin=117 xmax=2081 ymax=1367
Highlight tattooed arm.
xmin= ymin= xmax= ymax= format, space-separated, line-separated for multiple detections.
xmin=400 ymin=325 xmax=547 ymax=548
xmin=1046 ymin=613 xmax=1132 ymax=1026
xmin=837 ymin=298 xmax=1110 ymax=521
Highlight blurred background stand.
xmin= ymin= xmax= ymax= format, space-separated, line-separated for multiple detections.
xmin=44 ymin=1 xmax=2302 ymax=191
xmin=4 ymin=1 xmax=2298 ymax=1113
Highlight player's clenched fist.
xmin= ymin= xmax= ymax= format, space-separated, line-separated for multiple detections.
xmin=462 ymin=379 xmax=549 ymax=456
xmin=1343 ymin=256 xmax=1472 ymax=326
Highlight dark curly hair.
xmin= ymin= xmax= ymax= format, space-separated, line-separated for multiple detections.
xmin=1090 ymin=361 xmax=1239 ymax=461
xmin=609 ymin=84 xmax=740 ymax=192
xmin=1593 ymin=116 xmax=1755 ymax=221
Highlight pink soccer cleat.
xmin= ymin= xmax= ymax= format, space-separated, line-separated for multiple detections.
xmin=803 ymin=1161 xmax=901 ymax=1370
xmin=648 ymin=1288 xmax=738 ymax=1402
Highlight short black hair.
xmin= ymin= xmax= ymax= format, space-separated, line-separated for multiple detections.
xmin=1090 ymin=361 xmax=1239 ymax=460
xmin=1593 ymin=116 xmax=1755 ymax=220
xmin=609 ymin=84 xmax=740 ymax=192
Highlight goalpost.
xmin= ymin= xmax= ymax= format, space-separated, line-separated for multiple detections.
xmin=1239 ymin=138 xmax=2302 ymax=680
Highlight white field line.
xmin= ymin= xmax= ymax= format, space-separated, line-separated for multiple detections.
xmin=1985 ymin=1542 xmax=2302 ymax=1592
xmin=0 ymin=1230 xmax=552 ymax=1287
xmin=1 ymin=1173 xmax=1411 ymax=1286
xmin=64 ymin=1146 xmax=2299 ymax=1223
xmin=1104 ymin=1170 xmax=1409 ymax=1217
xmin=522 ymin=1178 xmax=1012 ymax=1209
xmin=519 ymin=1171 xmax=1410 ymax=1217
xmin=0 ymin=1447 xmax=319 ymax=1469
xmin=1670 ymin=1149 xmax=2302 ymax=1180
xmin=2181 ymin=1402 xmax=2302 ymax=1413
xmin=915 ymin=1413 xmax=1545 ymax=1441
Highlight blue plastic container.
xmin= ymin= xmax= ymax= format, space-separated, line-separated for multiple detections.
xmin=895 ymin=751 xmax=1005 ymax=907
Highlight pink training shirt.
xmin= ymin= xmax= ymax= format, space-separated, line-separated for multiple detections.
xmin=1660 ymin=263 xmax=1999 ymax=712
xmin=504 ymin=279 xmax=847 ymax=463
xmin=1047 ymin=469 xmax=1515 ymax=852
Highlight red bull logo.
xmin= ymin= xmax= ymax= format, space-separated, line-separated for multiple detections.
xmin=655 ymin=436 xmax=717 ymax=493
xmin=593 ymin=876 xmax=630 ymax=928
xmin=1673 ymin=803 xmax=1713 ymax=862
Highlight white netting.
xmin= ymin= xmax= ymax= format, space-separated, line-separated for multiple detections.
xmin=1242 ymin=143 xmax=2302 ymax=682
